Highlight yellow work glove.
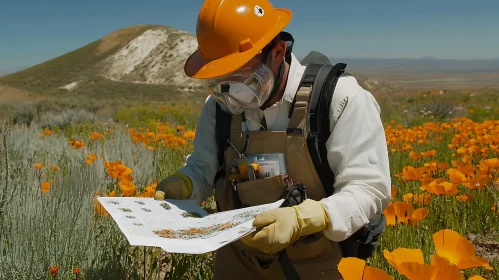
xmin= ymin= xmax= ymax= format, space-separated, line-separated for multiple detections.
xmin=240 ymin=199 xmax=329 ymax=254
xmin=154 ymin=172 xmax=193 ymax=200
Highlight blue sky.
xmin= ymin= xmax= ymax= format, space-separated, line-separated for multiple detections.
xmin=1 ymin=0 xmax=498 ymax=75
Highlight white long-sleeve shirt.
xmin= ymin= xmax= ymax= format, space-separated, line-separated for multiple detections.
xmin=179 ymin=53 xmax=391 ymax=242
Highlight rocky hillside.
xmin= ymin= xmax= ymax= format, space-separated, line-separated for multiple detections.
xmin=0 ymin=25 xmax=204 ymax=94
xmin=101 ymin=27 xmax=201 ymax=89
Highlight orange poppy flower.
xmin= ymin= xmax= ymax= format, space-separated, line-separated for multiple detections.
xmin=462 ymin=175 xmax=492 ymax=190
xmin=118 ymin=179 xmax=137 ymax=197
xmin=410 ymin=151 xmax=423 ymax=161
xmin=433 ymin=229 xmax=493 ymax=270
xmin=420 ymin=178 xmax=459 ymax=196
xmin=456 ymin=194 xmax=472 ymax=202
xmin=446 ymin=168 xmax=468 ymax=184
xmin=384 ymin=248 xmax=434 ymax=279
xmin=338 ymin=257 xmax=393 ymax=279
xmin=403 ymin=166 xmax=422 ymax=181
xmin=480 ymin=158 xmax=498 ymax=171
xmin=384 ymin=248 xmax=464 ymax=280
xmin=391 ymin=186 xmax=398 ymax=200
xmin=49 ymin=266 xmax=60 ymax=276
xmin=69 ymin=140 xmax=84 ymax=149
xmin=41 ymin=181 xmax=51 ymax=193
xmin=90 ymin=131 xmax=103 ymax=140
xmin=383 ymin=202 xmax=429 ymax=226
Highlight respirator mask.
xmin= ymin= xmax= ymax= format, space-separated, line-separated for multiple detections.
xmin=204 ymin=32 xmax=294 ymax=114
xmin=206 ymin=60 xmax=276 ymax=114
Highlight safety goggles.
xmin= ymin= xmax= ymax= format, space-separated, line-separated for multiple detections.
xmin=205 ymin=48 xmax=276 ymax=114
xmin=206 ymin=62 xmax=275 ymax=114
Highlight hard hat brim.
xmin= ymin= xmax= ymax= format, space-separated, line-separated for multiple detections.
xmin=184 ymin=8 xmax=292 ymax=79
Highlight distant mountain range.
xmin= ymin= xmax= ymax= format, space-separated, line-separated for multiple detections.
xmin=326 ymin=57 xmax=499 ymax=73
xmin=297 ymin=51 xmax=499 ymax=89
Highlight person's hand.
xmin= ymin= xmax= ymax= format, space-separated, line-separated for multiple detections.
xmin=154 ymin=172 xmax=193 ymax=200
xmin=240 ymin=199 xmax=329 ymax=254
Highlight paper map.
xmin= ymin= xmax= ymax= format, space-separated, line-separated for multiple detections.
xmin=96 ymin=197 xmax=284 ymax=254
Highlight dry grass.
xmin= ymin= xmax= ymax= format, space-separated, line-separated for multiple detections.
xmin=0 ymin=85 xmax=45 ymax=103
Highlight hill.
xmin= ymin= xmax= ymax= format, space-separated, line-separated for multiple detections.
xmin=0 ymin=24 xmax=204 ymax=95
xmin=0 ymin=24 xmax=216 ymax=124
xmin=327 ymin=57 xmax=499 ymax=73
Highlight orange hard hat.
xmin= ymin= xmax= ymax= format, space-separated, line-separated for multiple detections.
xmin=184 ymin=0 xmax=292 ymax=79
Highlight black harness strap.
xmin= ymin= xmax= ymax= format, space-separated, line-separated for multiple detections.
xmin=306 ymin=63 xmax=346 ymax=197
xmin=279 ymin=252 xmax=301 ymax=280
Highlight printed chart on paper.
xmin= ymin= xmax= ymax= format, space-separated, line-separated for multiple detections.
xmin=96 ymin=197 xmax=283 ymax=254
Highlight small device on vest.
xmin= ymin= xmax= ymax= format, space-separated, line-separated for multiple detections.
xmin=279 ymin=182 xmax=307 ymax=208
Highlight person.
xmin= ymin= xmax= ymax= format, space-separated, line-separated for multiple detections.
xmin=154 ymin=0 xmax=391 ymax=279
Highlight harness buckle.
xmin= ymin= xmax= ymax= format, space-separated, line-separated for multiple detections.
xmin=279 ymin=182 xmax=308 ymax=208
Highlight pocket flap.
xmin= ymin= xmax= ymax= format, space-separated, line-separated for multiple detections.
xmin=236 ymin=175 xmax=290 ymax=206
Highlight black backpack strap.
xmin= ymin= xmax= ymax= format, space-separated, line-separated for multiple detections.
xmin=302 ymin=62 xmax=387 ymax=260
xmin=289 ymin=60 xmax=386 ymax=260
xmin=278 ymin=252 xmax=302 ymax=280
xmin=305 ymin=63 xmax=347 ymax=197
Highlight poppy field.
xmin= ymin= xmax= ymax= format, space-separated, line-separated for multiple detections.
xmin=0 ymin=91 xmax=498 ymax=280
